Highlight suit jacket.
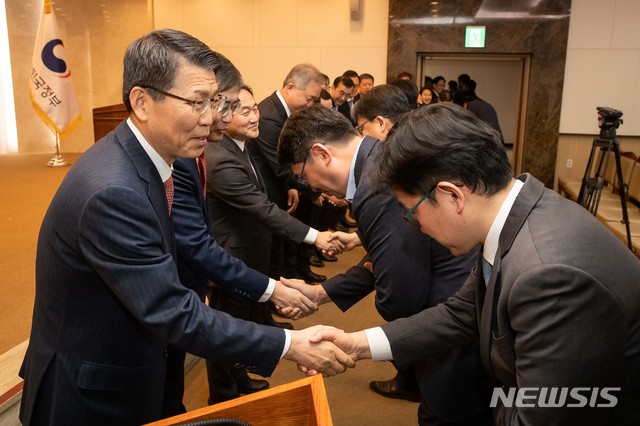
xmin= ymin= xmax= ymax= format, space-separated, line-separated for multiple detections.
xmin=19 ymin=121 xmax=285 ymax=426
xmin=337 ymin=99 xmax=355 ymax=124
xmin=205 ymin=135 xmax=309 ymax=273
xmin=323 ymin=136 xmax=490 ymax=421
xmin=466 ymin=97 xmax=504 ymax=144
xmin=247 ymin=91 xmax=291 ymax=209
xmin=382 ymin=174 xmax=640 ymax=426
xmin=172 ymin=156 xmax=269 ymax=301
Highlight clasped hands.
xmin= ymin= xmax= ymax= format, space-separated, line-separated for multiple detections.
xmin=284 ymin=325 xmax=370 ymax=377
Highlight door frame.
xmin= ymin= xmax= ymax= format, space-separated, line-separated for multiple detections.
xmin=417 ymin=53 xmax=531 ymax=175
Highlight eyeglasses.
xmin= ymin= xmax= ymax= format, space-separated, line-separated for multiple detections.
xmin=144 ymin=86 xmax=226 ymax=116
xmin=356 ymin=116 xmax=387 ymax=135
xmin=218 ymin=99 xmax=242 ymax=117
xmin=297 ymin=149 xmax=311 ymax=182
xmin=403 ymin=182 xmax=463 ymax=227
xmin=403 ymin=183 xmax=438 ymax=227
xmin=356 ymin=118 xmax=375 ymax=135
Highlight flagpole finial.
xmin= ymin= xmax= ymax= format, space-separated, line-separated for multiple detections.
xmin=44 ymin=0 xmax=53 ymax=14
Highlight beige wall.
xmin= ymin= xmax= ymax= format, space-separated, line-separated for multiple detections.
xmin=555 ymin=0 xmax=640 ymax=189
xmin=153 ymin=0 xmax=389 ymax=103
xmin=5 ymin=0 xmax=388 ymax=154
xmin=6 ymin=0 xmax=150 ymax=154
xmin=559 ymin=0 xmax=640 ymax=136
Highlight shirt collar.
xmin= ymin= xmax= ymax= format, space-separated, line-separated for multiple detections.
xmin=231 ymin=137 xmax=246 ymax=151
xmin=275 ymin=90 xmax=292 ymax=117
xmin=483 ymin=179 xmax=524 ymax=265
xmin=346 ymin=137 xmax=365 ymax=201
xmin=126 ymin=118 xmax=172 ymax=182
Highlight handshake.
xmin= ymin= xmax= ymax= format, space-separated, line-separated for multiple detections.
xmin=282 ymin=325 xmax=372 ymax=377
xmin=269 ymin=231 xmax=362 ymax=320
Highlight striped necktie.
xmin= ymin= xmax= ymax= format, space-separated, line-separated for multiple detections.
xmin=164 ymin=175 xmax=174 ymax=215
xmin=197 ymin=152 xmax=207 ymax=198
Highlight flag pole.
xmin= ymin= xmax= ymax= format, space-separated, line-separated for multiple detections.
xmin=47 ymin=130 xmax=70 ymax=167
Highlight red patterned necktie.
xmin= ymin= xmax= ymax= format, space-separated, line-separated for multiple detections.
xmin=164 ymin=175 xmax=174 ymax=215
xmin=197 ymin=152 xmax=207 ymax=198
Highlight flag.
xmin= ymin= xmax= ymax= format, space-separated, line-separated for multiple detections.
xmin=29 ymin=0 xmax=81 ymax=137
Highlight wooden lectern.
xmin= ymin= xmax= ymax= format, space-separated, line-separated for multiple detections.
xmin=92 ymin=103 xmax=128 ymax=142
xmin=145 ymin=375 xmax=332 ymax=426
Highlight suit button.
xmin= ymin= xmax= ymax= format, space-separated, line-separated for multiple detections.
xmin=163 ymin=348 xmax=169 ymax=358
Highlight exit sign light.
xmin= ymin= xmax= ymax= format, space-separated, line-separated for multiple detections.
xmin=465 ymin=26 xmax=486 ymax=48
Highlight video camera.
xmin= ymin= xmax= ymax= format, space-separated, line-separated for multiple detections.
xmin=597 ymin=106 xmax=623 ymax=138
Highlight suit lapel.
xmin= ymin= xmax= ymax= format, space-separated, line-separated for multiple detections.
xmin=479 ymin=250 xmax=502 ymax=376
xmin=478 ymin=174 xmax=544 ymax=377
xmin=114 ymin=121 xmax=175 ymax=255
xmin=354 ymin=136 xmax=379 ymax=187
xmin=188 ymin=157 xmax=211 ymax=229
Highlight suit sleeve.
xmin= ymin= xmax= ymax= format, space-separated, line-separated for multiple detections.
xmin=172 ymin=160 xmax=269 ymax=301
xmin=207 ymin=151 xmax=309 ymax=243
xmin=78 ymin=185 xmax=284 ymax=376
xmin=502 ymin=264 xmax=626 ymax=426
xmin=353 ymin=187 xmax=435 ymax=321
xmin=381 ymin=271 xmax=480 ymax=368
xmin=322 ymin=255 xmax=377 ymax=313
xmin=254 ymin=113 xmax=294 ymax=182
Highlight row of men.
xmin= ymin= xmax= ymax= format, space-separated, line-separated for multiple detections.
xmin=19 ymin=28 xmax=640 ymax=426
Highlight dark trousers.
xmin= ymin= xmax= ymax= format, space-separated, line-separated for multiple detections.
xmin=206 ymin=285 xmax=265 ymax=404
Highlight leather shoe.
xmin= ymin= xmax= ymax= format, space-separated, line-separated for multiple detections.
xmin=341 ymin=217 xmax=357 ymax=227
xmin=297 ymin=270 xmax=327 ymax=284
xmin=309 ymin=255 xmax=325 ymax=267
xmin=369 ymin=378 xmax=421 ymax=402
xmin=333 ymin=222 xmax=355 ymax=232
xmin=319 ymin=252 xmax=337 ymax=262
xmin=238 ymin=378 xmax=270 ymax=394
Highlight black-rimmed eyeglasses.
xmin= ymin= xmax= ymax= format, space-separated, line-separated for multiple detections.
xmin=143 ymin=86 xmax=226 ymax=116
xmin=403 ymin=183 xmax=438 ymax=227
xmin=297 ymin=149 xmax=311 ymax=182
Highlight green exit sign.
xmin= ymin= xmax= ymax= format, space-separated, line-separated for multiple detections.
xmin=465 ymin=26 xmax=486 ymax=48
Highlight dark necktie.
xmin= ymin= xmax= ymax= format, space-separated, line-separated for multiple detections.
xmin=197 ymin=152 xmax=207 ymax=198
xmin=243 ymin=147 xmax=258 ymax=181
xmin=164 ymin=175 xmax=174 ymax=215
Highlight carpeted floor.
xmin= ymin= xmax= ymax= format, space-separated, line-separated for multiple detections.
xmin=0 ymin=152 xmax=419 ymax=425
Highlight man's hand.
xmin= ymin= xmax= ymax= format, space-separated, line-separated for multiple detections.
xmin=299 ymin=328 xmax=371 ymax=375
xmin=270 ymin=280 xmax=318 ymax=319
xmin=324 ymin=195 xmax=349 ymax=208
xmin=281 ymin=277 xmax=329 ymax=306
xmin=329 ymin=231 xmax=361 ymax=252
xmin=315 ymin=231 xmax=345 ymax=256
xmin=287 ymin=189 xmax=299 ymax=213
xmin=284 ymin=325 xmax=356 ymax=377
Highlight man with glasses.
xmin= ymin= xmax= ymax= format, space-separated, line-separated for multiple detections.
xmin=168 ymin=53 xmax=324 ymax=415
xmin=277 ymin=105 xmax=492 ymax=426
xmin=19 ymin=30 xmax=354 ymax=425
xmin=305 ymin=103 xmax=640 ymax=426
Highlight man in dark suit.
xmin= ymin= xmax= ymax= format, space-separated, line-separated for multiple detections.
xmin=337 ymin=70 xmax=359 ymax=125
xmin=201 ymin=81 xmax=340 ymax=404
xmin=307 ymin=103 xmax=640 ymax=425
xmin=167 ymin=54 xmax=323 ymax=415
xmin=457 ymin=79 xmax=505 ymax=145
xmin=277 ymin=104 xmax=493 ymax=425
xmin=18 ymin=29 xmax=353 ymax=426
xmin=248 ymin=63 xmax=326 ymax=283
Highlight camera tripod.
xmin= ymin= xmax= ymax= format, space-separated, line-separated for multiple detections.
xmin=577 ymin=132 xmax=633 ymax=250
